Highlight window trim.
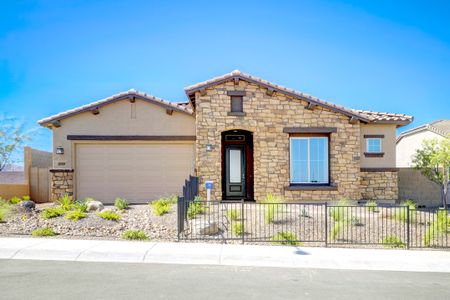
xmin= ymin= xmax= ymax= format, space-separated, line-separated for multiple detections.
xmin=366 ymin=138 xmax=382 ymax=153
xmin=289 ymin=136 xmax=329 ymax=185
xmin=230 ymin=95 xmax=244 ymax=113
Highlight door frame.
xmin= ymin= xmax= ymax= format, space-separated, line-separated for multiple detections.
xmin=221 ymin=130 xmax=254 ymax=201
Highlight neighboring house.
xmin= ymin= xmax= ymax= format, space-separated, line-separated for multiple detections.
xmin=39 ymin=70 xmax=413 ymax=204
xmin=396 ymin=120 xmax=450 ymax=207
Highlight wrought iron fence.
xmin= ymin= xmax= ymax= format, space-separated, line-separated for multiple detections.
xmin=177 ymin=199 xmax=450 ymax=249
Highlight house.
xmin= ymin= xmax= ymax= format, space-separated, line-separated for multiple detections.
xmin=396 ymin=120 xmax=449 ymax=207
xmin=39 ymin=70 xmax=413 ymax=204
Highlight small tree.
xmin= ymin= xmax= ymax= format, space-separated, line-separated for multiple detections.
xmin=0 ymin=115 xmax=32 ymax=171
xmin=413 ymin=135 xmax=450 ymax=208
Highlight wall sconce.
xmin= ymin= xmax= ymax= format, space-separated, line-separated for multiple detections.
xmin=206 ymin=144 xmax=214 ymax=152
xmin=56 ymin=146 xmax=64 ymax=155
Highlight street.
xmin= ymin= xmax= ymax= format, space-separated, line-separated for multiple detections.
xmin=0 ymin=259 xmax=448 ymax=300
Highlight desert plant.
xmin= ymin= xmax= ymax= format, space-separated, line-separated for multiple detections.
xmin=329 ymin=198 xmax=350 ymax=222
xmin=151 ymin=198 xmax=173 ymax=216
xmin=300 ymin=208 xmax=310 ymax=218
xmin=0 ymin=200 xmax=11 ymax=222
xmin=272 ymin=231 xmax=302 ymax=246
xmin=351 ymin=216 xmax=363 ymax=226
xmin=402 ymin=199 xmax=417 ymax=209
xmin=227 ymin=209 xmax=240 ymax=221
xmin=0 ymin=115 xmax=33 ymax=171
xmin=365 ymin=200 xmax=378 ymax=212
xmin=122 ymin=230 xmax=149 ymax=240
xmin=232 ymin=223 xmax=244 ymax=236
xmin=41 ymin=207 xmax=66 ymax=219
xmin=32 ymin=227 xmax=56 ymax=237
xmin=73 ymin=199 xmax=88 ymax=212
xmin=115 ymin=197 xmax=129 ymax=210
xmin=22 ymin=195 xmax=30 ymax=201
xmin=424 ymin=209 xmax=449 ymax=246
xmin=65 ymin=210 xmax=87 ymax=221
xmin=9 ymin=196 xmax=22 ymax=204
xmin=392 ymin=200 xmax=417 ymax=223
xmin=263 ymin=193 xmax=283 ymax=224
xmin=97 ymin=210 xmax=121 ymax=221
xmin=330 ymin=220 xmax=345 ymax=241
xmin=57 ymin=194 xmax=74 ymax=211
xmin=187 ymin=199 xmax=205 ymax=219
xmin=382 ymin=235 xmax=406 ymax=248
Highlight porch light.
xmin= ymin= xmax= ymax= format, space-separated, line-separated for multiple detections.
xmin=206 ymin=144 xmax=214 ymax=152
xmin=56 ymin=146 xmax=64 ymax=155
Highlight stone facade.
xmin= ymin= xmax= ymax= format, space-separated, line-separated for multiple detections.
xmin=50 ymin=169 xmax=74 ymax=201
xmin=360 ymin=171 xmax=398 ymax=200
xmin=195 ymin=80 xmax=363 ymax=202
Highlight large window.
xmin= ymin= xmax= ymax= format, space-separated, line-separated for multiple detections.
xmin=366 ymin=138 xmax=382 ymax=153
xmin=290 ymin=137 xmax=329 ymax=184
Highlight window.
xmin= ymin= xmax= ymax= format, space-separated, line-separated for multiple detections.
xmin=366 ymin=138 xmax=381 ymax=153
xmin=230 ymin=96 xmax=243 ymax=113
xmin=290 ymin=137 xmax=329 ymax=184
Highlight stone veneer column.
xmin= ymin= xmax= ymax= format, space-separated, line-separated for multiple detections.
xmin=50 ymin=169 xmax=74 ymax=201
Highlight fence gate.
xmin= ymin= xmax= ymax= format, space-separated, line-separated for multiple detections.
xmin=29 ymin=167 xmax=50 ymax=203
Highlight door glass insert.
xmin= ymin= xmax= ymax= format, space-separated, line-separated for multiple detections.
xmin=229 ymin=149 xmax=242 ymax=183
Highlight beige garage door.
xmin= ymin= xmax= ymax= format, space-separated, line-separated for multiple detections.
xmin=76 ymin=143 xmax=194 ymax=204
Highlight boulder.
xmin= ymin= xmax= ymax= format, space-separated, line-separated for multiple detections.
xmin=21 ymin=200 xmax=36 ymax=211
xmin=86 ymin=200 xmax=104 ymax=212
xmin=198 ymin=222 xmax=219 ymax=235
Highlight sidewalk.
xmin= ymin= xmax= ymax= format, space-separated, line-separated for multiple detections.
xmin=1 ymin=237 xmax=449 ymax=272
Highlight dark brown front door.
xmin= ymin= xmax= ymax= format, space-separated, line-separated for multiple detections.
xmin=222 ymin=130 xmax=254 ymax=200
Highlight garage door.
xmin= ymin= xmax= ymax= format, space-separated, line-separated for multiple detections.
xmin=76 ymin=143 xmax=194 ymax=204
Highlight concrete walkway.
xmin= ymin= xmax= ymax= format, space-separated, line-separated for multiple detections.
xmin=1 ymin=237 xmax=449 ymax=272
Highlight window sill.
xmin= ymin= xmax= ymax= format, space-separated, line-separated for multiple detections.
xmin=285 ymin=184 xmax=338 ymax=191
xmin=364 ymin=152 xmax=384 ymax=157
xmin=227 ymin=112 xmax=246 ymax=116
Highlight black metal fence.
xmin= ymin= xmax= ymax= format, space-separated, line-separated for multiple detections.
xmin=177 ymin=200 xmax=450 ymax=249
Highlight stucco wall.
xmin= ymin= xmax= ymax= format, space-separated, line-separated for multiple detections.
xmin=195 ymin=80 xmax=363 ymax=202
xmin=360 ymin=124 xmax=397 ymax=168
xmin=398 ymin=168 xmax=441 ymax=207
xmin=396 ymin=130 xmax=442 ymax=167
xmin=51 ymin=99 xmax=195 ymax=169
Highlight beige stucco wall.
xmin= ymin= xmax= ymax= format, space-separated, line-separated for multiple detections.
xmin=396 ymin=130 xmax=442 ymax=167
xmin=51 ymin=99 xmax=195 ymax=169
xmin=195 ymin=80 xmax=363 ymax=202
xmin=360 ymin=124 xmax=397 ymax=168
xmin=398 ymin=168 xmax=441 ymax=207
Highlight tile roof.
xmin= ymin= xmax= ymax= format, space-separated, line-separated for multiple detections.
xmin=185 ymin=70 xmax=413 ymax=126
xmin=397 ymin=119 xmax=450 ymax=142
xmin=38 ymin=89 xmax=193 ymax=126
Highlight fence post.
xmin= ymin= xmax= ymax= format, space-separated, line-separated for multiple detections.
xmin=406 ymin=206 xmax=410 ymax=249
xmin=241 ymin=199 xmax=245 ymax=244
xmin=177 ymin=196 xmax=185 ymax=240
xmin=324 ymin=202 xmax=328 ymax=247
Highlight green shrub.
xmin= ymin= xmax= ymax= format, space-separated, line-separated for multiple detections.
xmin=65 ymin=210 xmax=87 ymax=221
xmin=41 ymin=207 xmax=66 ymax=219
xmin=232 ymin=223 xmax=244 ymax=236
xmin=392 ymin=202 xmax=416 ymax=223
xmin=263 ymin=193 xmax=283 ymax=224
xmin=97 ymin=210 xmax=121 ymax=221
xmin=331 ymin=220 xmax=345 ymax=241
xmin=187 ymin=200 xmax=205 ymax=219
xmin=57 ymin=194 xmax=74 ymax=211
xmin=151 ymin=198 xmax=173 ymax=216
xmin=365 ymin=200 xmax=378 ymax=212
xmin=382 ymin=235 xmax=406 ymax=248
xmin=22 ymin=195 xmax=31 ymax=201
xmin=424 ymin=209 xmax=449 ymax=246
xmin=329 ymin=198 xmax=350 ymax=222
xmin=115 ymin=197 xmax=129 ymax=210
xmin=227 ymin=209 xmax=240 ymax=221
xmin=402 ymin=199 xmax=416 ymax=209
xmin=32 ymin=227 xmax=56 ymax=237
xmin=10 ymin=196 xmax=22 ymax=204
xmin=73 ymin=200 xmax=88 ymax=212
xmin=272 ymin=231 xmax=302 ymax=246
xmin=0 ymin=204 xmax=11 ymax=222
xmin=122 ymin=230 xmax=149 ymax=240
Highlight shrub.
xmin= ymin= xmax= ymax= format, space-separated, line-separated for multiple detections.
xmin=424 ymin=209 xmax=449 ymax=246
xmin=65 ymin=210 xmax=87 ymax=221
xmin=32 ymin=227 xmax=56 ymax=237
xmin=392 ymin=201 xmax=417 ymax=223
xmin=57 ymin=194 xmax=74 ymax=211
xmin=232 ymin=223 xmax=244 ymax=236
xmin=187 ymin=200 xmax=205 ymax=219
xmin=22 ymin=195 xmax=30 ymax=201
xmin=115 ymin=197 xmax=129 ymax=210
xmin=382 ymin=235 xmax=406 ymax=248
xmin=300 ymin=208 xmax=310 ymax=218
xmin=329 ymin=198 xmax=350 ymax=222
xmin=227 ymin=209 xmax=240 ymax=221
xmin=331 ymin=220 xmax=345 ymax=241
xmin=122 ymin=230 xmax=149 ymax=240
xmin=41 ymin=207 xmax=66 ymax=219
xmin=73 ymin=200 xmax=88 ymax=212
xmin=365 ymin=200 xmax=378 ymax=212
xmin=402 ymin=199 xmax=416 ymax=210
xmin=272 ymin=231 xmax=301 ymax=246
xmin=151 ymin=198 xmax=173 ymax=216
xmin=351 ymin=216 xmax=363 ymax=226
xmin=97 ymin=210 xmax=121 ymax=221
xmin=263 ymin=193 xmax=283 ymax=224
xmin=0 ymin=203 xmax=11 ymax=222
xmin=10 ymin=196 xmax=22 ymax=204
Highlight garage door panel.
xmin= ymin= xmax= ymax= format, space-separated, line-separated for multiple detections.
xmin=76 ymin=143 xmax=193 ymax=204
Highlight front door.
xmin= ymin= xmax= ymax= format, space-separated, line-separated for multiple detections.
xmin=225 ymin=145 xmax=246 ymax=198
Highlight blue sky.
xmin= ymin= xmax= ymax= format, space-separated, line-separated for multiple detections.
xmin=1 ymin=0 xmax=449 ymax=158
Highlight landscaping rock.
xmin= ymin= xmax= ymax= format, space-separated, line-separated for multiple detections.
xmin=86 ymin=201 xmax=104 ymax=212
xmin=198 ymin=221 xmax=219 ymax=235
xmin=21 ymin=200 xmax=36 ymax=211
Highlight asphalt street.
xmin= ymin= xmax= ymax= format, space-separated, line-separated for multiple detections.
xmin=0 ymin=259 xmax=449 ymax=300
